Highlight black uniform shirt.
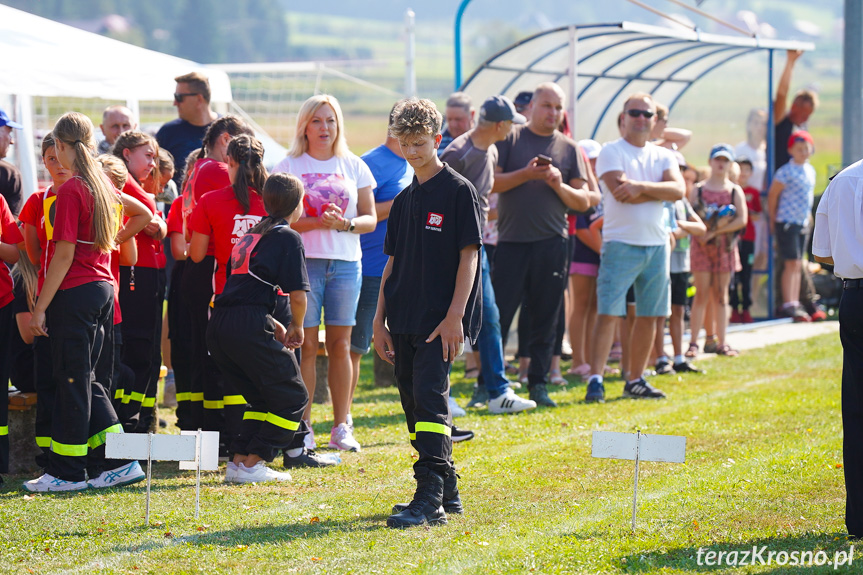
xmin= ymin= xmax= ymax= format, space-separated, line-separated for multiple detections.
xmin=215 ymin=222 xmax=310 ymax=324
xmin=383 ymin=164 xmax=483 ymax=343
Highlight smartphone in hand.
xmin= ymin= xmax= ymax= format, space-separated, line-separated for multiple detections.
xmin=535 ymin=154 xmax=553 ymax=166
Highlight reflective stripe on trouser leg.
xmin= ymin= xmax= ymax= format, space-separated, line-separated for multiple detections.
xmin=392 ymin=333 xmax=454 ymax=479
xmin=207 ymin=305 xmax=309 ymax=462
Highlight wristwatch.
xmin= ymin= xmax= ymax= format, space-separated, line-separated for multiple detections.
xmin=348 ymin=218 xmax=355 ymax=232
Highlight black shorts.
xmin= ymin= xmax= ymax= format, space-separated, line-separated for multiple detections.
xmin=670 ymin=272 xmax=689 ymax=306
xmin=626 ymin=285 xmax=635 ymax=305
xmin=775 ymin=222 xmax=807 ymax=260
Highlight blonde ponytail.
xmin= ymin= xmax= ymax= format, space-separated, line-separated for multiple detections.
xmin=53 ymin=112 xmax=121 ymax=253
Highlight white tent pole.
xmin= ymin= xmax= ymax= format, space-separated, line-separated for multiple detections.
xmin=568 ymin=25 xmax=578 ymax=138
xmin=15 ymin=95 xmax=38 ymax=202
xmin=126 ymin=99 xmax=141 ymax=128
xmin=405 ymin=9 xmax=416 ymax=97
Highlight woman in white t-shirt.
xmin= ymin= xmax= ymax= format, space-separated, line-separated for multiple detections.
xmin=273 ymin=94 xmax=376 ymax=453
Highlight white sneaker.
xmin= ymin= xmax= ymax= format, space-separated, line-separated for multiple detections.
xmin=87 ymin=461 xmax=146 ymax=489
xmin=304 ymin=425 xmax=316 ymax=450
xmin=487 ymin=389 xmax=537 ymax=414
xmin=346 ymin=413 xmax=354 ymax=431
xmin=328 ymin=422 xmax=361 ymax=452
xmin=448 ymin=396 xmax=467 ymax=418
xmin=23 ymin=473 xmax=89 ymax=492
xmin=224 ymin=461 xmax=239 ymax=483
xmin=228 ymin=461 xmax=292 ymax=484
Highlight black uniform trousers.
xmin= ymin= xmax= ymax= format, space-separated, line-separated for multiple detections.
xmin=46 ymin=282 xmax=125 ymax=482
xmin=180 ymin=257 xmax=219 ymax=433
xmin=32 ymin=336 xmax=55 ymax=469
xmin=840 ymin=286 xmax=863 ymax=537
xmin=392 ymin=334 xmax=453 ymax=478
xmin=730 ymin=239 xmax=755 ymax=311
xmin=117 ymin=266 xmax=165 ymax=433
xmin=493 ymin=236 xmax=569 ymax=388
xmin=0 ymin=301 xmax=12 ymax=473
xmin=168 ymin=260 xmax=194 ymax=430
xmin=206 ymin=306 xmax=308 ymax=461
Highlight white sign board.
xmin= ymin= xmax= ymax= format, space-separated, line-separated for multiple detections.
xmin=592 ymin=431 xmax=686 ymax=463
xmin=106 ymin=433 xmax=196 ymax=461
xmin=179 ymin=430 xmax=220 ymax=471
xmin=591 ymin=430 xmax=687 ymax=530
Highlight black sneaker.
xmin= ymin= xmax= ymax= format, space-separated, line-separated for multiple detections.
xmin=655 ymin=358 xmax=675 ymax=375
xmin=467 ymin=384 xmax=489 ymax=408
xmin=528 ymin=383 xmax=558 ymax=407
xmin=622 ymin=378 xmax=666 ymax=399
xmin=584 ymin=379 xmax=605 ymax=403
xmin=451 ymin=426 xmax=474 ymax=443
xmin=283 ymin=448 xmax=341 ymax=468
xmin=672 ymin=361 xmax=704 ymax=374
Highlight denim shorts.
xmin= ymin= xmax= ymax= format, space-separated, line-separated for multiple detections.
xmin=775 ymin=222 xmax=808 ymax=261
xmin=596 ymin=241 xmax=670 ymax=317
xmin=350 ymin=275 xmax=382 ymax=354
xmin=303 ymin=259 xmax=362 ymax=328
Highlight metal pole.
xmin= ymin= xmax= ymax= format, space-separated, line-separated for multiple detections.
xmin=195 ymin=430 xmax=202 ymax=519
xmin=405 ymin=9 xmax=416 ymax=97
xmin=454 ymin=0 xmax=473 ymax=90
xmin=146 ymin=433 xmax=153 ymax=525
xmin=766 ymin=49 xmax=775 ymax=319
xmin=844 ymin=0 xmax=863 ymax=167
xmin=567 ymin=26 xmax=578 ymax=138
xmin=632 ymin=430 xmax=641 ymax=532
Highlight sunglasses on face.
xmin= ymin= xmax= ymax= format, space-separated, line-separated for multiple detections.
xmin=173 ymin=92 xmax=199 ymax=103
xmin=626 ymin=109 xmax=655 ymax=119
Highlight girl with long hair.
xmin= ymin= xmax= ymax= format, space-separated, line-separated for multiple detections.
xmin=207 ymin=173 xmax=337 ymax=482
xmin=23 ymin=112 xmax=145 ymax=492
xmin=181 ymin=117 xmax=253 ymax=435
xmin=111 ymin=130 xmax=168 ymax=433
xmin=273 ymin=94 xmax=376 ymax=452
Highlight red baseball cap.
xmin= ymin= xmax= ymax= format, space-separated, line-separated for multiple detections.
xmin=788 ymin=130 xmax=814 ymax=150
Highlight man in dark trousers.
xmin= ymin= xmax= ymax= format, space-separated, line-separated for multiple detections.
xmin=813 ymin=160 xmax=863 ymax=539
xmin=492 ymin=82 xmax=598 ymax=407
xmin=0 ymin=108 xmax=23 ymax=216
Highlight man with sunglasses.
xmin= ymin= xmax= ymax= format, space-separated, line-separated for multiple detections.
xmin=584 ymin=93 xmax=685 ymax=403
xmin=156 ymin=71 xmax=219 ymax=188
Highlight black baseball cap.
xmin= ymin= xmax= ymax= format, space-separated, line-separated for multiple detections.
xmin=479 ymin=95 xmax=527 ymax=124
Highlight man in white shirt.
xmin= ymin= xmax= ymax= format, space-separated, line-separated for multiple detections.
xmin=812 ymin=160 xmax=863 ymax=539
xmin=585 ymin=93 xmax=685 ymax=403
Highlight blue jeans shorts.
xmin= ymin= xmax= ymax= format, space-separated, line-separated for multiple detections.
xmin=303 ymin=259 xmax=362 ymax=328
xmin=350 ymin=275 xmax=382 ymax=354
xmin=596 ymin=241 xmax=670 ymax=317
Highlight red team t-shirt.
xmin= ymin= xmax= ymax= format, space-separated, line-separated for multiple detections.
xmin=188 ymin=186 xmax=266 ymax=295
xmin=49 ymin=177 xmax=114 ymax=291
xmin=742 ymin=185 xmax=763 ymax=242
xmin=0 ymin=194 xmax=24 ymax=308
xmin=167 ymin=196 xmax=184 ymax=237
xmin=122 ymin=178 xmax=165 ymax=269
xmin=183 ymin=158 xmax=230 ymax=255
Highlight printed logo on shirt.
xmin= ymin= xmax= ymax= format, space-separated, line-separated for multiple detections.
xmin=230 ymin=233 xmax=262 ymax=274
xmin=426 ymin=212 xmax=444 ymax=232
xmin=301 ymin=173 xmax=349 ymax=217
xmin=231 ymin=214 xmax=263 ymax=243
xmin=43 ymin=195 xmax=57 ymax=241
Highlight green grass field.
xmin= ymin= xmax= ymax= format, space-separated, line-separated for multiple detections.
xmin=1 ymin=332 xmax=854 ymax=574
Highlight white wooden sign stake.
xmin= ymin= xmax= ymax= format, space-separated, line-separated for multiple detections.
xmin=106 ymin=429 xmax=219 ymax=525
xmin=592 ymin=430 xmax=686 ymax=531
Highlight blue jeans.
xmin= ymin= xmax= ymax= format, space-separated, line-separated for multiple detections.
xmin=475 ymin=246 xmax=509 ymax=399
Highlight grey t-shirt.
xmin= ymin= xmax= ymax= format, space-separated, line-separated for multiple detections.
xmin=670 ymin=198 xmax=696 ymax=273
xmin=495 ymin=125 xmax=588 ymax=242
xmin=441 ymin=132 xmax=496 ymax=230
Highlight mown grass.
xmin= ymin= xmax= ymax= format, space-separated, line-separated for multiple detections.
xmin=1 ymin=332 xmax=854 ymax=574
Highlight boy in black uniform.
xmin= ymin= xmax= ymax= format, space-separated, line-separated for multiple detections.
xmin=374 ymin=97 xmax=483 ymax=528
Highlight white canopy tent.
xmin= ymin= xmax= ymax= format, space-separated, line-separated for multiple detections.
xmin=0 ymin=4 xmax=281 ymax=195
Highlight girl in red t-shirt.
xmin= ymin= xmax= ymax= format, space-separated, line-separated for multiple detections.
xmin=180 ymin=116 xmax=253 ymax=435
xmin=189 ymin=134 xmax=268 ymax=452
xmin=111 ymin=131 xmax=168 ymax=433
xmin=0 ymin=193 xmax=24 ymax=477
xmin=24 ymin=112 xmax=145 ymax=492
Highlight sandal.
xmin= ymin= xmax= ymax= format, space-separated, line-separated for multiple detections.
xmin=604 ymin=365 xmax=621 ymax=377
xmin=549 ymin=370 xmax=568 ymax=386
xmin=685 ymin=343 xmax=699 ymax=358
xmin=716 ymin=344 xmax=739 ymax=357
xmin=703 ymin=336 xmax=719 ymax=354
xmin=567 ymin=362 xmax=592 ymax=378
xmin=608 ymin=342 xmax=623 ymax=362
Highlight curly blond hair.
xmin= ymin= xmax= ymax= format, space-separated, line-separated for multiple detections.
xmin=389 ymin=98 xmax=442 ymax=139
